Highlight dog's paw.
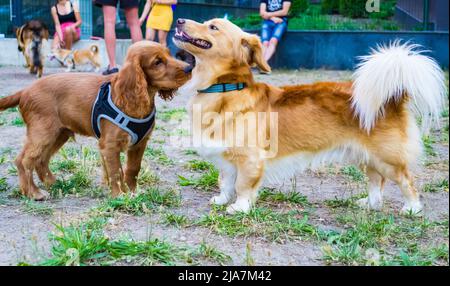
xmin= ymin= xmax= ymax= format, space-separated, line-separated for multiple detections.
xmin=31 ymin=189 xmax=50 ymax=201
xmin=226 ymin=198 xmax=252 ymax=215
xmin=400 ymin=201 xmax=423 ymax=217
xmin=356 ymin=197 xmax=382 ymax=210
xmin=210 ymin=194 xmax=231 ymax=206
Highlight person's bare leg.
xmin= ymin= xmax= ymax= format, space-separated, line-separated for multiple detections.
xmin=158 ymin=30 xmax=168 ymax=47
xmin=52 ymin=33 xmax=61 ymax=50
xmin=63 ymin=28 xmax=73 ymax=50
xmin=262 ymin=41 xmax=269 ymax=60
xmin=145 ymin=28 xmax=156 ymax=41
xmin=124 ymin=7 xmax=143 ymax=43
xmin=103 ymin=5 xmax=117 ymax=68
xmin=264 ymin=38 xmax=278 ymax=62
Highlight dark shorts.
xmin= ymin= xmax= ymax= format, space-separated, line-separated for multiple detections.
xmin=261 ymin=19 xmax=287 ymax=42
xmin=94 ymin=0 xmax=139 ymax=9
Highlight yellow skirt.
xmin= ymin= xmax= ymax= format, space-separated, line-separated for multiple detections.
xmin=146 ymin=4 xmax=173 ymax=32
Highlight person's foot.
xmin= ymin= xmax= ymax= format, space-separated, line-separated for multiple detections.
xmin=102 ymin=66 xmax=119 ymax=75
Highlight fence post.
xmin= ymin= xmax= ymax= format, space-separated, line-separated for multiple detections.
xmin=78 ymin=0 xmax=93 ymax=39
xmin=423 ymin=0 xmax=430 ymax=30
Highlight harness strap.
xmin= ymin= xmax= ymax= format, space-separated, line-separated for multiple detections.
xmin=91 ymin=82 xmax=156 ymax=145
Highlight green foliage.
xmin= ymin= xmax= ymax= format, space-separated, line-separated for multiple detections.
xmin=423 ymin=179 xmax=449 ymax=193
xmin=289 ymin=0 xmax=310 ymax=17
xmin=0 ymin=177 xmax=8 ymax=192
xmin=259 ymin=188 xmax=310 ymax=206
xmin=178 ymin=167 xmax=219 ymax=192
xmin=99 ymin=188 xmax=181 ymax=215
xmin=339 ymin=0 xmax=368 ymax=18
xmin=197 ymin=207 xmax=316 ymax=242
xmin=321 ymin=0 xmax=340 ymax=14
xmin=340 ymin=165 xmax=366 ymax=182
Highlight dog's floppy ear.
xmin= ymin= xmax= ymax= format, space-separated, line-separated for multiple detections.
xmin=114 ymin=55 xmax=148 ymax=102
xmin=241 ymin=34 xmax=271 ymax=73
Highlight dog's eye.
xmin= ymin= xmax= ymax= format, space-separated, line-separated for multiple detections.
xmin=209 ymin=24 xmax=219 ymax=31
xmin=154 ymin=58 xmax=163 ymax=66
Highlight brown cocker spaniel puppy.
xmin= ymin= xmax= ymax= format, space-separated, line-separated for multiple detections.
xmin=0 ymin=41 xmax=190 ymax=200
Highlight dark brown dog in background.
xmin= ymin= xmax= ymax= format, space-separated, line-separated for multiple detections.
xmin=16 ymin=20 xmax=49 ymax=78
xmin=0 ymin=41 xmax=190 ymax=200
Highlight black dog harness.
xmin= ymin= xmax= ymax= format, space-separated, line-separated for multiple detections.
xmin=91 ymin=82 xmax=156 ymax=145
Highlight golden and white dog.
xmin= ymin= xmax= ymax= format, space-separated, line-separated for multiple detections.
xmin=173 ymin=18 xmax=446 ymax=215
xmin=49 ymin=44 xmax=101 ymax=72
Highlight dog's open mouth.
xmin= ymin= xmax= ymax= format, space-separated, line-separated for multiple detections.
xmin=174 ymin=27 xmax=212 ymax=49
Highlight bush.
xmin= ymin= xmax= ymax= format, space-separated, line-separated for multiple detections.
xmin=321 ymin=0 xmax=340 ymax=14
xmin=290 ymin=0 xmax=310 ymax=17
xmin=339 ymin=0 xmax=368 ymax=18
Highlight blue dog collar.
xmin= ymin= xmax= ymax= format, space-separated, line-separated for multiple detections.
xmin=198 ymin=83 xmax=246 ymax=93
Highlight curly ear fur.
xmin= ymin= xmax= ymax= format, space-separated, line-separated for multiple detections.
xmin=241 ymin=34 xmax=271 ymax=73
xmin=114 ymin=55 xmax=151 ymax=117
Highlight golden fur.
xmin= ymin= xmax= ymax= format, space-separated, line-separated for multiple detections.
xmin=16 ymin=20 xmax=49 ymax=78
xmin=0 ymin=41 xmax=190 ymax=200
xmin=173 ymin=19 xmax=446 ymax=215
xmin=50 ymin=44 xmax=101 ymax=72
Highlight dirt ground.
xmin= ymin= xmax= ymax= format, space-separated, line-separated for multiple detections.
xmin=0 ymin=67 xmax=448 ymax=266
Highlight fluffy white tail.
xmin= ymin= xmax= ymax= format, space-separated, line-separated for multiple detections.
xmin=351 ymin=42 xmax=447 ymax=133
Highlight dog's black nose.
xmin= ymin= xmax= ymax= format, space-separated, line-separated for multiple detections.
xmin=177 ymin=19 xmax=186 ymax=26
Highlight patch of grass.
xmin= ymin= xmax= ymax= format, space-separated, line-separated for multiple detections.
xmin=422 ymin=135 xmax=437 ymax=157
xmin=0 ymin=177 xmax=8 ymax=192
xmin=382 ymin=243 xmax=449 ymax=266
xmin=162 ymin=212 xmax=189 ymax=228
xmin=195 ymin=242 xmax=231 ymax=265
xmin=41 ymin=220 xmax=109 ymax=266
xmin=186 ymin=159 xmax=214 ymax=172
xmin=321 ymin=212 xmax=448 ymax=265
xmin=178 ymin=167 xmax=219 ymax=192
xmin=184 ymin=149 xmax=199 ymax=156
xmin=325 ymin=193 xmax=367 ymax=209
xmin=197 ymin=207 xmax=316 ymax=242
xmin=99 ymin=188 xmax=181 ymax=215
xmin=40 ymin=218 xmax=213 ymax=266
xmin=423 ymin=179 xmax=449 ymax=193
xmin=137 ymin=168 xmax=160 ymax=188
xmin=258 ymin=188 xmax=310 ymax=207
xmin=10 ymin=116 xmax=24 ymax=126
xmin=340 ymin=165 xmax=366 ymax=182
xmin=50 ymin=168 xmax=94 ymax=198
xmin=158 ymin=108 xmax=187 ymax=122
xmin=50 ymin=158 xmax=78 ymax=173
xmin=144 ymin=146 xmax=174 ymax=166
xmin=22 ymin=200 xmax=54 ymax=216
xmin=7 ymin=165 xmax=17 ymax=176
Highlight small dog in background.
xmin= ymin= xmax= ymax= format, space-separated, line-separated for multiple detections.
xmin=16 ymin=20 xmax=49 ymax=78
xmin=49 ymin=44 xmax=101 ymax=72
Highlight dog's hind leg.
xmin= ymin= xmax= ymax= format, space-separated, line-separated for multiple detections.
xmin=357 ymin=166 xmax=385 ymax=210
xmin=124 ymin=137 xmax=149 ymax=192
xmin=36 ymin=129 xmax=73 ymax=187
xmin=226 ymin=154 xmax=264 ymax=214
xmin=210 ymin=159 xmax=237 ymax=206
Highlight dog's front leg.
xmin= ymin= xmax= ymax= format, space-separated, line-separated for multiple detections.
xmin=99 ymin=141 xmax=127 ymax=197
xmin=210 ymin=159 xmax=237 ymax=206
xmin=226 ymin=155 xmax=265 ymax=214
xmin=124 ymin=137 xmax=149 ymax=192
